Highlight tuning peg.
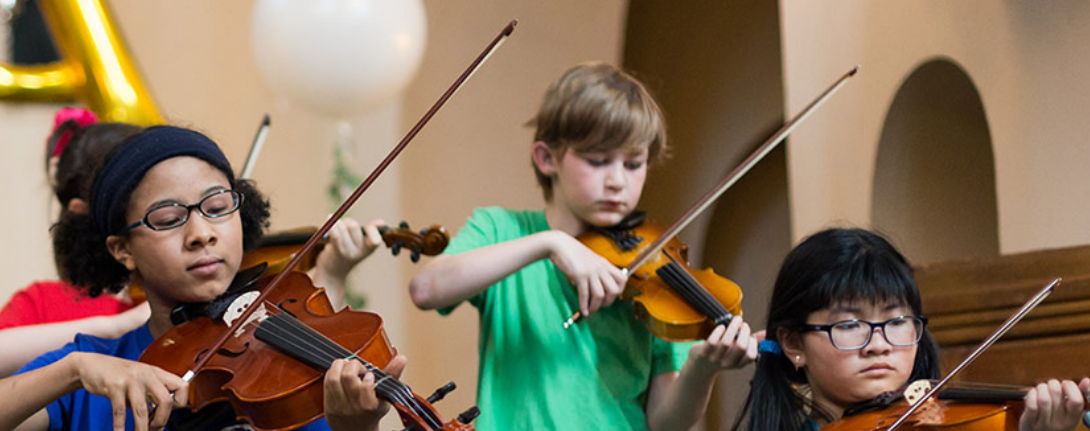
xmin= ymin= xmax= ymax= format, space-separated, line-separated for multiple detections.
xmin=426 ymin=381 xmax=456 ymax=403
xmin=458 ymin=407 xmax=481 ymax=424
xmin=399 ymin=220 xmax=410 ymax=229
xmin=411 ymin=250 xmax=421 ymax=263
xmin=391 ymin=242 xmax=402 ymax=255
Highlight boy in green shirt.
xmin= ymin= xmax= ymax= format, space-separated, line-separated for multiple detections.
xmin=410 ymin=62 xmax=757 ymax=431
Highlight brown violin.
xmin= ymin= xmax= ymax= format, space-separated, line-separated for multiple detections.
xmin=822 ymin=380 xmax=1090 ymax=431
xmin=241 ymin=221 xmax=450 ymax=275
xmin=140 ymin=265 xmax=477 ymax=431
xmin=565 ymin=66 xmax=859 ymax=341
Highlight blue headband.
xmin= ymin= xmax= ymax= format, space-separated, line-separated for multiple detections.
xmin=90 ymin=126 xmax=234 ymax=236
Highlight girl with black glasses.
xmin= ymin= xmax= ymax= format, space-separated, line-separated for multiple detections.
xmin=732 ymin=228 xmax=1088 ymax=431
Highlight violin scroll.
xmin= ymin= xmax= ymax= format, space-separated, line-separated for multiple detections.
xmin=379 ymin=222 xmax=450 ymax=262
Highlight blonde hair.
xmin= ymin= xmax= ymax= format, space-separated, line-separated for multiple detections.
xmin=529 ymin=62 xmax=668 ymax=201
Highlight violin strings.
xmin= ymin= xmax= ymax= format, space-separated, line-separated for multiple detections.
xmin=256 ymin=314 xmax=438 ymax=428
xmin=656 ymin=258 xmax=732 ymax=326
xmin=257 ymin=314 xmax=425 ymax=416
xmin=255 ymin=313 xmax=443 ymax=429
xmin=659 ymin=251 xmax=732 ymax=322
xmin=271 ymin=314 xmax=425 ymax=411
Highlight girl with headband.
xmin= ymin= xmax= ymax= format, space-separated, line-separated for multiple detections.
xmin=0 ymin=125 xmax=397 ymax=431
xmin=0 ymin=109 xmax=382 ymax=379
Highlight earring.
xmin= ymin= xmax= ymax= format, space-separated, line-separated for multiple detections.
xmin=794 ymin=355 xmax=802 ymax=370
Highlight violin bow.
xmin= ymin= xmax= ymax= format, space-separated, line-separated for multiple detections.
xmin=180 ymin=19 xmax=518 ymax=383
xmin=885 ymin=277 xmax=1061 ymax=431
xmin=564 ymin=65 xmax=858 ymax=328
xmin=239 ymin=113 xmax=271 ymax=180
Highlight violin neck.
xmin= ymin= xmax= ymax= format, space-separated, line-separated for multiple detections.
xmin=938 ymin=386 xmax=1026 ymax=403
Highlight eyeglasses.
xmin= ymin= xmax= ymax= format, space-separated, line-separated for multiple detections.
xmin=124 ymin=189 xmax=243 ymax=232
xmin=801 ymin=315 xmax=927 ymax=351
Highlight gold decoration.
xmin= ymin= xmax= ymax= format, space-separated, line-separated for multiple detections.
xmin=0 ymin=0 xmax=161 ymax=124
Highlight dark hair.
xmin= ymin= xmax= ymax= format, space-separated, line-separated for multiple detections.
xmin=51 ymin=131 xmax=271 ymax=297
xmin=732 ymin=228 xmax=940 ymax=431
xmin=46 ymin=121 xmax=143 ymax=207
xmin=528 ymin=62 xmax=668 ymax=201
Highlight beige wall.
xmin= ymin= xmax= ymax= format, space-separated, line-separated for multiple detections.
xmin=781 ymin=1 xmax=1090 ymax=255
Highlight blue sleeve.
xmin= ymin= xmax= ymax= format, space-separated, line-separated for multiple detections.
xmin=298 ymin=417 xmax=331 ymax=430
xmin=15 ymin=342 xmax=78 ymax=375
xmin=16 ymin=343 xmax=79 ymax=431
xmin=437 ymin=207 xmax=503 ymax=315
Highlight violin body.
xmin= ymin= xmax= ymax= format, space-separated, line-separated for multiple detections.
xmin=822 ymin=399 xmax=1020 ymax=431
xmin=140 ymin=270 xmax=472 ymax=431
xmin=578 ymin=220 xmax=743 ymax=341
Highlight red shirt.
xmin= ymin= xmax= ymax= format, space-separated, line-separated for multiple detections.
xmin=0 ymin=280 xmax=134 ymax=329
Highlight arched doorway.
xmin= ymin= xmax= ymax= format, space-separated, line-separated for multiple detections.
xmin=872 ymin=59 xmax=998 ymax=264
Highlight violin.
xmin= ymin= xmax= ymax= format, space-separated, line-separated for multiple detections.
xmin=564 ymin=66 xmax=859 ymax=341
xmin=823 ymin=380 xmax=1089 ymax=431
xmin=577 ymin=214 xmax=742 ymax=341
xmin=241 ymin=221 xmax=450 ymax=275
xmin=138 ymin=19 xmax=518 ymax=431
xmin=140 ymin=264 xmax=477 ymax=431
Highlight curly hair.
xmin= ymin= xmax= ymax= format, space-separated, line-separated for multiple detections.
xmin=47 ymin=121 xmax=143 ymax=207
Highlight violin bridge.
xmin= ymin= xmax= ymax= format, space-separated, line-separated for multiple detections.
xmin=222 ymin=291 xmax=270 ymax=338
xmin=903 ymin=379 xmax=933 ymax=406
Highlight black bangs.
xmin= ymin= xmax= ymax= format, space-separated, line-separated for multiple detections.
xmin=814 ymin=237 xmax=921 ymax=316
xmin=767 ymin=228 xmax=923 ymax=334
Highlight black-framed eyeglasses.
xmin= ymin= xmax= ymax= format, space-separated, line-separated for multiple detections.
xmin=124 ymin=189 xmax=243 ymax=232
xmin=801 ymin=315 xmax=928 ymax=351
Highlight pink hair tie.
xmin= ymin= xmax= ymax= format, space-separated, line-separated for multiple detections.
xmin=51 ymin=107 xmax=98 ymax=157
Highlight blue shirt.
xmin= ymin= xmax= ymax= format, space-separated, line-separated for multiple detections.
xmin=16 ymin=324 xmax=331 ymax=431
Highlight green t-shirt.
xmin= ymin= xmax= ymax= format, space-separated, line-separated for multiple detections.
xmin=440 ymin=207 xmax=692 ymax=431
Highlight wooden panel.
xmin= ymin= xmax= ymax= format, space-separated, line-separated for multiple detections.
xmin=917 ymin=245 xmax=1090 ymax=385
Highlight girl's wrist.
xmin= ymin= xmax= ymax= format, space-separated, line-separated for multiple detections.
xmin=60 ymin=352 xmax=87 ymax=392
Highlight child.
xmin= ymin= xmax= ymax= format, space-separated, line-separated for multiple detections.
xmin=733 ymin=227 xmax=1090 ymax=431
xmin=409 ymin=62 xmax=757 ymax=431
xmin=0 ymin=109 xmax=381 ymax=377
xmin=0 ymin=125 xmax=399 ymax=431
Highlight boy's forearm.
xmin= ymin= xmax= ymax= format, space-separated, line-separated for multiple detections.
xmin=409 ymin=231 xmax=558 ymax=309
xmin=646 ymin=364 xmax=720 ymax=431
